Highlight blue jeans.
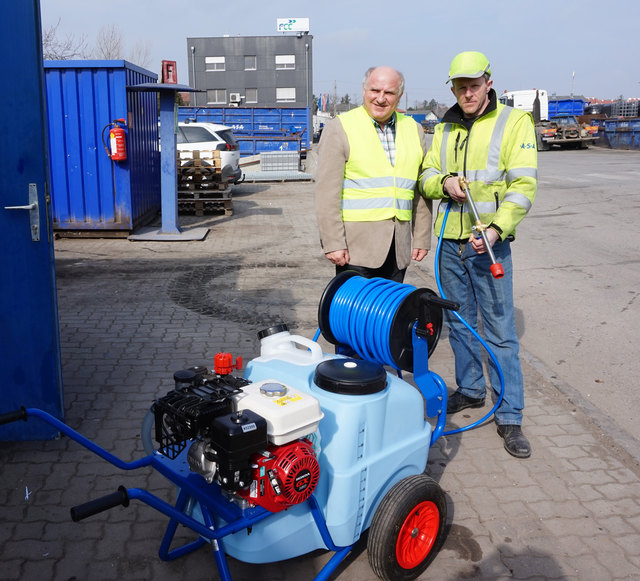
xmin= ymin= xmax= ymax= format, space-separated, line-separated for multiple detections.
xmin=439 ymin=238 xmax=524 ymax=425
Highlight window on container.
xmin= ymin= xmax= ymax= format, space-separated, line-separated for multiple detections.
xmin=205 ymin=56 xmax=225 ymax=71
xmin=245 ymin=88 xmax=258 ymax=103
xmin=276 ymin=87 xmax=296 ymax=103
xmin=244 ymin=55 xmax=257 ymax=70
xmin=207 ymin=89 xmax=226 ymax=104
xmin=275 ymin=54 xmax=295 ymax=70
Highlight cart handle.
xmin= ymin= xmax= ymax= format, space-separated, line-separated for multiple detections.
xmin=70 ymin=486 xmax=130 ymax=522
xmin=0 ymin=407 xmax=28 ymax=425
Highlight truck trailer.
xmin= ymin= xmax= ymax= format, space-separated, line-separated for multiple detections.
xmin=499 ymin=89 xmax=597 ymax=150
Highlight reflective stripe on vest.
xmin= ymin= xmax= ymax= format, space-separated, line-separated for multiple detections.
xmin=339 ymin=107 xmax=422 ymax=222
xmin=434 ymin=104 xmax=537 ymax=237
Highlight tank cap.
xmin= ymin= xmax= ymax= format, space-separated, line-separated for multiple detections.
xmin=173 ymin=369 xmax=197 ymax=386
xmin=314 ymin=359 xmax=387 ymax=395
xmin=257 ymin=323 xmax=289 ymax=340
xmin=260 ymin=382 xmax=287 ymax=397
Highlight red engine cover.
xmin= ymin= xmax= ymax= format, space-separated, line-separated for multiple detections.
xmin=238 ymin=439 xmax=320 ymax=513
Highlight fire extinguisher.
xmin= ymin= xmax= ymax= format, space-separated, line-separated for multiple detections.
xmin=101 ymin=119 xmax=127 ymax=161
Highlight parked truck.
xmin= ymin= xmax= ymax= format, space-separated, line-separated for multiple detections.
xmin=499 ymin=89 xmax=597 ymax=150
xmin=534 ymin=114 xmax=598 ymax=150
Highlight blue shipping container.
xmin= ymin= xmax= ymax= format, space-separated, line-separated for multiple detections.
xmin=178 ymin=107 xmax=310 ymax=154
xmin=404 ymin=113 xmax=427 ymax=124
xmin=44 ymin=60 xmax=161 ymax=232
xmin=548 ymin=98 xmax=586 ymax=117
xmin=604 ymin=118 xmax=640 ymax=150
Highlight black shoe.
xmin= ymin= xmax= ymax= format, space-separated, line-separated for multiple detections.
xmin=497 ymin=425 xmax=532 ymax=459
xmin=447 ymin=391 xmax=485 ymax=414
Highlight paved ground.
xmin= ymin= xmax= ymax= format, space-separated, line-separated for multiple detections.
xmin=1 ymin=172 xmax=640 ymax=580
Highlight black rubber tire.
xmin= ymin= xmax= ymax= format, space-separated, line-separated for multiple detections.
xmin=367 ymin=474 xmax=447 ymax=581
xmin=180 ymin=159 xmax=215 ymax=177
xmin=140 ymin=407 xmax=156 ymax=455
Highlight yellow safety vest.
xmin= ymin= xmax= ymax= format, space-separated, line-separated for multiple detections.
xmin=339 ymin=107 xmax=423 ymax=222
xmin=420 ymin=102 xmax=537 ymax=240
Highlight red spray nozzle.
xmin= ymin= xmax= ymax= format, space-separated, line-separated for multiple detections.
xmin=490 ymin=263 xmax=504 ymax=279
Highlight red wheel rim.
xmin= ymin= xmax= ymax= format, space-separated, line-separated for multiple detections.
xmin=396 ymin=500 xmax=440 ymax=569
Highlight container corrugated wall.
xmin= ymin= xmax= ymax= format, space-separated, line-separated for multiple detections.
xmin=44 ymin=60 xmax=160 ymax=233
xmin=548 ymin=98 xmax=586 ymax=117
xmin=604 ymin=118 xmax=640 ymax=150
xmin=178 ymin=106 xmax=310 ymax=154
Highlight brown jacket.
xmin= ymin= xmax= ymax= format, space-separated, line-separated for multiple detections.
xmin=314 ymin=114 xmax=432 ymax=270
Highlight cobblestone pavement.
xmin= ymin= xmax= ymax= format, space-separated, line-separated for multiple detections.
xmin=1 ymin=179 xmax=639 ymax=581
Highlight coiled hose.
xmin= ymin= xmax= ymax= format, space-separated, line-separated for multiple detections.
xmin=327 ymin=276 xmax=414 ymax=369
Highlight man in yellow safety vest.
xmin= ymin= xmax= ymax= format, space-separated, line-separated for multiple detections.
xmin=315 ymin=66 xmax=432 ymax=283
xmin=420 ymin=51 xmax=537 ymax=458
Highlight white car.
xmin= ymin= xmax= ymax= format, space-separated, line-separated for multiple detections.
xmin=177 ymin=121 xmax=243 ymax=184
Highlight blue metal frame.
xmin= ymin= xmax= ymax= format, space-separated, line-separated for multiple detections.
xmin=410 ymin=326 xmax=449 ymax=447
xmin=16 ymin=408 xmax=355 ymax=581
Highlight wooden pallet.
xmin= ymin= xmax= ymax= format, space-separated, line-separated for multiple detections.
xmin=177 ymin=187 xmax=230 ymax=200
xmin=178 ymin=197 xmax=233 ymax=216
xmin=177 ymin=150 xmax=223 ymax=191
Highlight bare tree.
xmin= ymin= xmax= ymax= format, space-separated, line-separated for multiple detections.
xmin=42 ymin=18 xmax=88 ymax=60
xmin=129 ymin=40 xmax=152 ymax=69
xmin=42 ymin=20 xmax=154 ymax=69
xmin=92 ymin=24 xmax=152 ymax=68
xmin=93 ymin=24 xmax=124 ymax=59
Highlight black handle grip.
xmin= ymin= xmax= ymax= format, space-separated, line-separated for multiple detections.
xmin=0 ymin=407 xmax=27 ymax=426
xmin=420 ymin=294 xmax=460 ymax=312
xmin=70 ymin=486 xmax=130 ymax=522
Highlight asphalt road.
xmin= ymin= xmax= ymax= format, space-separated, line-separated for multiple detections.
xmin=415 ymin=143 xmax=640 ymax=457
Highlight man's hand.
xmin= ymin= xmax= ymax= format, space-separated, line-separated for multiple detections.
xmin=470 ymin=228 xmax=500 ymax=254
xmin=325 ymin=249 xmax=349 ymax=266
xmin=443 ymin=176 xmax=466 ymax=204
xmin=412 ymin=248 xmax=429 ymax=262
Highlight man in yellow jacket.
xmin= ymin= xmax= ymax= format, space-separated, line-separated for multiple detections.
xmin=315 ymin=66 xmax=431 ymax=282
xmin=420 ymin=52 xmax=537 ymax=458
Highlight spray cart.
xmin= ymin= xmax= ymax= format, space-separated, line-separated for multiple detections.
xmin=1 ymin=261 xmax=505 ymax=580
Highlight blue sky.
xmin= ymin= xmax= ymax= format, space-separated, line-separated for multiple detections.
xmin=41 ymin=0 xmax=639 ymax=107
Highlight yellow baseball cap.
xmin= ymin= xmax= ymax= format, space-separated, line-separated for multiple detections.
xmin=447 ymin=51 xmax=491 ymax=83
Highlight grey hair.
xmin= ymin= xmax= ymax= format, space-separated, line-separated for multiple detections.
xmin=362 ymin=67 xmax=405 ymax=95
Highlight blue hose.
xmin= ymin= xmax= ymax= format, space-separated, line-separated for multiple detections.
xmin=436 ymin=202 xmax=505 ymax=436
xmin=327 ymin=276 xmax=414 ymax=369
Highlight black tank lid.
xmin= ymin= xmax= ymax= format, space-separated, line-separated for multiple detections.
xmin=314 ymin=358 xmax=387 ymax=395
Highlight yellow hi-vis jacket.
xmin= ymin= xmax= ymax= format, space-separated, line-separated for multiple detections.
xmin=419 ymin=96 xmax=537 ymax=240
xmin=339 ymin=106 xmax=423 ymax=222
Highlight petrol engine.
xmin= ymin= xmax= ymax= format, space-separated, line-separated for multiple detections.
xmin=152 ymin=360 xmax=322 ymax=513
